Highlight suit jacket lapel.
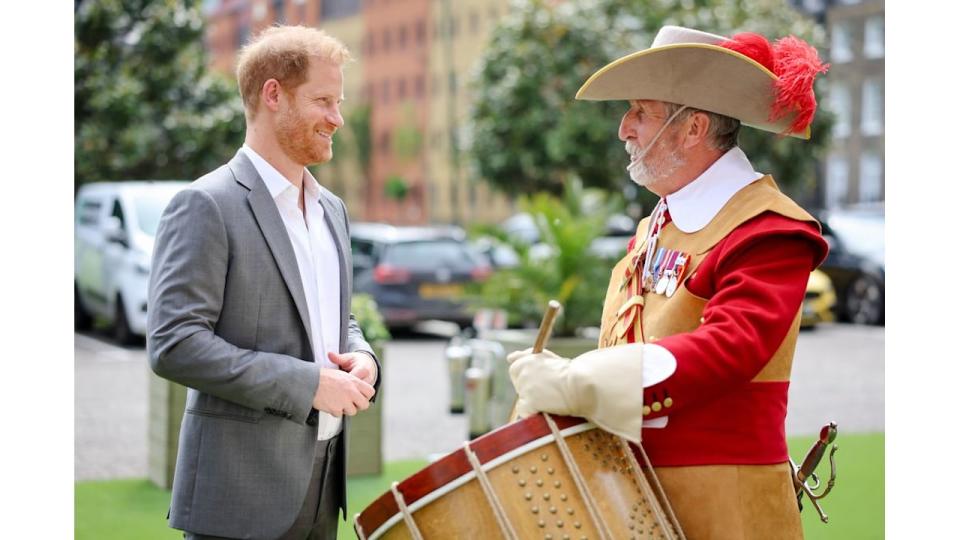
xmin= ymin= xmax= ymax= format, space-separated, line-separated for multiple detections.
xmin=228 ymin=151 xmax=314 ymax=345
xmin=316 ymin=188 xmax=351 ymax=350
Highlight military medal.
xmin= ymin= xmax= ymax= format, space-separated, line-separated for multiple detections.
xmin=665 ymin=253 xmax=690 ymax=297
xmin=655 ymin=250 xmax=679 ymax=295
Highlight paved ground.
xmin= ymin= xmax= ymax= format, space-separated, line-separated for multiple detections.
xmin=75 ymin=322 xmax=884 ymax=480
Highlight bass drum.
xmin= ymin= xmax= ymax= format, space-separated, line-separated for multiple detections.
xmin=354 ymin=413 xmax=684 ymax=539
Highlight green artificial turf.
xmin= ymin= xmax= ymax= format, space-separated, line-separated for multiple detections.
xmin=76 ymin=434 xmax=883 ymax=539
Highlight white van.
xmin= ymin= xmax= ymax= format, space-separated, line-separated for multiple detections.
xmin=75 ymin=181 xmax=189 ymax=343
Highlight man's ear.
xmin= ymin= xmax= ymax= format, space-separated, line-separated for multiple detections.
xmin=260 ymin=78 xmax=283 ymax=113
xmin=682 ymin=111 xmax=711 ymax=150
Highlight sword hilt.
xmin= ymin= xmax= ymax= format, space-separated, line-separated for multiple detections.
xmin=793 ymin=421 xmax=839 ymax=524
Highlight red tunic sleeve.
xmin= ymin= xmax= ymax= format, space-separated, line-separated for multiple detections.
xmin=642 ymin=211 xmax=828 ymax=417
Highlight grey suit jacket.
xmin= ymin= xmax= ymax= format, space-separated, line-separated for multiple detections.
xmin=147 ymin=150 xmax=380 ymax=539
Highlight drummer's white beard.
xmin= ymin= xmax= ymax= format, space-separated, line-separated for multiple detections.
xmin=626 ymin=138 xmax=686 ymax=188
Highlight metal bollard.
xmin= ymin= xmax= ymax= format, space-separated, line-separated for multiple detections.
xmin=444 ymin=337 xmax=472 ymax=414
xmin=464 ymin=365 xmax=492 ymax=439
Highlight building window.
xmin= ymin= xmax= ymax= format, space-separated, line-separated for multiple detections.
xmin=321 ymin=0 xmax=360 ymax=20
xmin=416 ymin=19 xmax=426 ymax=45
xmin=236 ymin=22 xmax=250 ymax=48
xmin=861 ymin=78 xmax=883 ymax=136
xmin=398 ymin=25 xmax=408 ymax=49
xmin=381 ymin=79 xmax=390 ymax=104
xmin=829 ymin=81 xmax=852 ymax=139
xmin=830 ymin=21 xmax=854 ymax=63
xmin=378 ymin=131 xmax=391 ymax=155
xmin=382 ymin=27 xmax=392 ymax=51
xmin=864 ymin=15 xmax=884 ymax=59
xmin=414 ymin=75 xmax=425 ymax=100
xmin=273 ymin=0 xmax=286 ymax=24
xmin=469 ymin=9 xmax=480 ymax=34
xmin=397 ymin=77 xmax=407 ymax=100
xmin=448 ymin=72 xmax=458 ymax=95
xmin=826 ymin=154 xmax=849 ymax=208
xmin=859 ymin=151 xmax=883 ymax=202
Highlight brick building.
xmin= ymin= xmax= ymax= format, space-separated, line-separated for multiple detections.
xmin=203 ymin=0 xmax=513 ymax=225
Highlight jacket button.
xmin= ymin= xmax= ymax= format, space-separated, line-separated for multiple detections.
xmin=306 ymin=410 xmax=319 ymax=426
xmin=642 ymin=406 xmax=651 ymax=416
xmin=651 ymin=402 xmax=662 ymax=412
xmin=663 ymin=397 xmax=674 ymax=408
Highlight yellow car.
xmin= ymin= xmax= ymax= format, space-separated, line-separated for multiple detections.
xmin=801 ymin=269 xmax=837 ymax=328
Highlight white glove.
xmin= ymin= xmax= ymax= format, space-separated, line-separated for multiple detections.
xmin=508 ymin=344 xmax=646 ymax=443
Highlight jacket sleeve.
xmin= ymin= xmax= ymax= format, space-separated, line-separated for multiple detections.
xmin=147 ymin=187 xmax=320 ymax=425
xmin=642 ymin=214 xmax=826 ymax=418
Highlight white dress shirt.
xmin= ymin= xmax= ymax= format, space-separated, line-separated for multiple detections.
xmin=241 ymin=145 xmax=343 ymax=440
xmin=640 ymin=147 xmax=762 ymax=428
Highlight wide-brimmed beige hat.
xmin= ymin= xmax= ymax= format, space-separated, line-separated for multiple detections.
xmin=576 ymin=26 xmax=828 ymax=139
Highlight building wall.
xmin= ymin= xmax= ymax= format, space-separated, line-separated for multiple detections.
xmin=426 ymin=0 xmax=512 ymax=225
xmin=823 ymin=0 xmax=884 ymax=208
xmin=362 ymin=0 xmax=432 ymax=224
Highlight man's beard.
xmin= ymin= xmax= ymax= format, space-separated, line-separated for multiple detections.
xmin=276 ymin=100 xmax=331 ymax=166
xmin=625 ymin=135 xmax=686 ymax=188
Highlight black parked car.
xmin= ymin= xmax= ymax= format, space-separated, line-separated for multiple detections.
xmin=350 ymin=223 xmax=492 ymax=329
xmin=816 ymin=206 xmax=885 ymax=325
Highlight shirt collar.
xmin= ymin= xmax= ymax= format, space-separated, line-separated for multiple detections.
xmin=241 ymin=144 xmax=304 ymax=200
xmin=664 ymin=146 xmax=763 ymax=233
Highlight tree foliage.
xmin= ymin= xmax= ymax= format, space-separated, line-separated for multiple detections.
xmin=469 ymin=0 xmax=831 ymax=204
xmin=75 ymin=0 xmax=244 ymax=189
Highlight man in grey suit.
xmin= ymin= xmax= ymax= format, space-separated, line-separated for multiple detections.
xmin=148 ymin=26 xmax=380 ymax=539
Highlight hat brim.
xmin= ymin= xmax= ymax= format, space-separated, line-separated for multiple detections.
xmin=576 ymin=43 xmax=810 ymax=139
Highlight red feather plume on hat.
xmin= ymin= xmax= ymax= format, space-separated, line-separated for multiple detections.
xmin=720 ymin=32 xmax=829 ymax=135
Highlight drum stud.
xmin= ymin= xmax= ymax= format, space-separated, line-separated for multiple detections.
xmin=532 ymin=506 xmax=539 ymax=514
xmin=519 ymin=479 xmax=527 ymax=487
xmin=556 ymin=520 xmax=564 ymax=527
xmin=554 ymin=480 xmax=561 ymax=488
xmin=562 ymin=535 xmax=570 ymax=540
xmin=549 ymin=506 xmax=557 ymax=514
xmin=512 ymin=466 xmax=520 ymax=474
xmin=530 ymin=466 xmax=538 ymax=473
xmin=560 ymin=494 xmax=568 ymax=501
xmin=541 ymin=453 xmax=549 ymax=461
xmin=544 ymin=535 xmax=553 ymax=540
xmin=525 ymin=492 xmax=533 ymax=501
xmin=538 ymin=519 xmax=546 ymax=528
xmin=543 ymin=493 xmax=551 ymax=500
xmin=573 ymin=521 xmax=581 ymax=529
xmin=566 ymin=508 xmax=574 ymax=515
xmin=536 ymin=479 xmax=544 ymax=487
xmin=547 ymin=467 xmax=555 ymax=474
xmin=628 ymin=523 xmax=635 ymax=530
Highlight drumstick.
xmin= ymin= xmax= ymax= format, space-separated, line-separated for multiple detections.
xmin=532 ymin=300 xmax=562 ymax=353
xmin=509 ymin=300 xmax=562 ymax=422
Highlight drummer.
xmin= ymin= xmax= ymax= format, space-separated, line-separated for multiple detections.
xmin=508 ymin=26 xmax=830 ymax=539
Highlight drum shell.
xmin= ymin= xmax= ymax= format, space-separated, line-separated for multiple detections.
xmin=355 ymin=414 xmax=682 ymax=540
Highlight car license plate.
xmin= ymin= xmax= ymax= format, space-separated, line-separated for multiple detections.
xmin=419 ymin=283 xmax=464 ymax=299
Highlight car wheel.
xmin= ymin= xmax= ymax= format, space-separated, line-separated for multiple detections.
xmin=114 ymin=295 xmax=137 ymax=345
xmin=75 ymin=283 xmax=93 ymax=331
xmin=845 ymin=275 xmax=884 ymax=325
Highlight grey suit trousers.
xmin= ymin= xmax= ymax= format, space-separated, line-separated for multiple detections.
xmin=184 ymin=435 xmax=343 ymax=540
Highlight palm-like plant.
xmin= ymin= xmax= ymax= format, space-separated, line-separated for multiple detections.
xmin=471 ymin=180 xmax=618 ymax=336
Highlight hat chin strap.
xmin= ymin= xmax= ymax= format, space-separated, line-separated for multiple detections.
xmin=626 ymin=105 xmax=688 ymax=175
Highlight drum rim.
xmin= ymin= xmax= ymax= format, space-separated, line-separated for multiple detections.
xmin=355 ymin=414 xmax=588 ymax=536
